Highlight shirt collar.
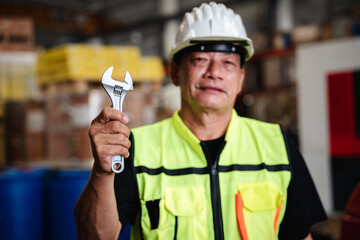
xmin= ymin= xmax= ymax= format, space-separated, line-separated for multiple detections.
xmin=171 ymin=109 xmax=239 ymax=144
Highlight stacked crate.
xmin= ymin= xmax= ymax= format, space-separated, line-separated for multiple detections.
xmin=36 ymin=44 xmax=166 ymax=83
xmin=37 ymin=44 xmax=143 ymax=84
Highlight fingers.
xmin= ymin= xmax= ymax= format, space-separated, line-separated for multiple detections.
xmin=91 ymin=107 xmax=130 ymax=135
xmin=92 ymin=133 xmax=131 ymax=157
xmin=94 ymin=107 xmax=129 ymax=125
xmin=90 ymin=120 xmax=131 ymax=136
xmin=91 ymin=129 xmax=131 ymax=147
xmin=89 ymin=107 xmax=131 ymax=173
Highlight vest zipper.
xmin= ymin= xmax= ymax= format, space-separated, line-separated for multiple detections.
xmin=201 ymin=141 xmax=226 ymax=240
xmin=174 ymin=216 xmax=178 ymax=239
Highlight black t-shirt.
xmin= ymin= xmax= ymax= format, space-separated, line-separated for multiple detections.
xmin=114 ymin=132 xmax=327 ymax=239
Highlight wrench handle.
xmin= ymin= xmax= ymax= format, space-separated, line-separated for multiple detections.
xmin=112 ymin=155 xmax=124 ymax=173
xmin=111 ymin=92 xmax=127 ymax=174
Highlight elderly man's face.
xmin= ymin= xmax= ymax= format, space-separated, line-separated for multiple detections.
xmin=171 ymin=51 xmax=245 ymax=112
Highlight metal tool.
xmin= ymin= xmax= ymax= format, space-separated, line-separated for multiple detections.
xmin=101 ymin=66 xmax=133 ymax=173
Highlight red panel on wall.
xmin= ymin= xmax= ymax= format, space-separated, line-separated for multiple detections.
xmin=327 ymin=71 xmax=360 ymax=156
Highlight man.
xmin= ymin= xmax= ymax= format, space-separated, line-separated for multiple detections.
xmin=75 ymin=2 xmax=327 ymax=239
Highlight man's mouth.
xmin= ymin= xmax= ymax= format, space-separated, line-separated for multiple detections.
xmin=197 ymin=85 xmax=225 ymax=93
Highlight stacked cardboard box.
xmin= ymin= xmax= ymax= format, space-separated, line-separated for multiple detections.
xmin=2 ymin=84 xmax=110 ymax=166
xmin=122 ymin=82 xmax=162 ymax=129
xmin=0 ymin=18 xmax=34 ymax=51
xmin=44 ymin=92 xmax=72 ymax=163
xmin=262 ymin=58 xmax=283 ymax=88
xmin=0 ymin=119 xmax=5 ymax=165
xmin=0 ymin=52 xmax=39 ymax=166
xmin=4 ymin=100 xmax=45 ymax=164
xmin=44 ymin=85 xmax=109 ymax=165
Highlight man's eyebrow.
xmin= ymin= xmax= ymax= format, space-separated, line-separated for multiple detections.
xmin=223 ymin=52 xmax=237 ymax=56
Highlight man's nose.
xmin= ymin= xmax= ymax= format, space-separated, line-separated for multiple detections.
xmin=205 ymin=60 xmax=222 ymax=80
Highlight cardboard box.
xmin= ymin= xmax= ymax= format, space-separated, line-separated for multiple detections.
xmin=44 ymin=86 xmax=109 ymax=163
xmin=0 ymin=18 xmax=33 ymax=37
xmin=261 ymin=57 xmax=283 ymax=88
xmin=5 ymin=100 xmax=45 ymax=164
xmin=243 ymin=62 xmax=260 ymax=91
xmin=44 ymin=94 xmax=72 ymax=162
xmin=0 ymin=120 xmax=5 ymax=166
xmin=0 ymin=18 xmax=34 ymax=51
xmin=70 ymin=92 xmax=94 ymax=162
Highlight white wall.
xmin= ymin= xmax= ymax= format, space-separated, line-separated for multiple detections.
xmin=297 ymin=38 xmax=360 ymax=213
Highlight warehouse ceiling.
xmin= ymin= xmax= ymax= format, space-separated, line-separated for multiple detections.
xmin=0 ymin=0 xmax=241 ymax=31
xmin=0 ymin=0 xmax=159 ymax=35
xmin=3 ymin=0 xmax=138 ymax=13
xmin=1 ymin=0 xmax=358 ymax=50
xmin=0 ymin=0 xmax=237 ymax=48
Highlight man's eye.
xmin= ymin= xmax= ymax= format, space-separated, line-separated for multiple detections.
xmin=193 ymin=57 xmax=205 ymax=62
xmin=224 ymin=60 xmax=235 ymax=65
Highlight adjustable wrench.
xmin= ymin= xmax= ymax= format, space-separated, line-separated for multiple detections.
xmin=101 ymin=66 xmax=133 ymax=173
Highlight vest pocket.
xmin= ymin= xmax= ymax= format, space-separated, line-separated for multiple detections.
xmin=164 ymin=187 xmax=208 ymax=239
xmin=236 ymin=182 xmax=283 ymax=240
xmin=146 ymin=199 xmax=161 ymax=230
xmin=140 ymin=186 xmax=208 ymax=239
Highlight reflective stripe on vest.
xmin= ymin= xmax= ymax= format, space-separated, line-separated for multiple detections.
xmin=131 ymin=109 xmax=291 ymax=240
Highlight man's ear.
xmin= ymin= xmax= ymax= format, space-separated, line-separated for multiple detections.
xmin=170 ymin=61 xmax=180 ymax=86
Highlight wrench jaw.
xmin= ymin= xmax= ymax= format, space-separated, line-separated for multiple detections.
xmin=124 ymin=71 xmax=134 ymax=91
xmin=102 ymin=67 xmax=129 ymax=99
xmin=101 ymin=66 xmax=133 ymax=173
xmin=102 ymin=66 xmax=134 ymax=91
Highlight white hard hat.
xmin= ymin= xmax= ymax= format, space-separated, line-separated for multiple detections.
xmin=169 ymin=2 xmax=254 ymax=62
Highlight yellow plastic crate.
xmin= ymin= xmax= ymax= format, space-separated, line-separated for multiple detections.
xmin=37 ymin=44 xmax=165 ymax=84
xmin=37 ymin=45 xmax=99 ymax=83
xmin=139 ymin=56 xmax=165 ymax=82
xmin=39 ymin=45 xmax=100 ymax=82
xmin=95 ymin=46 xmax=142 ymax=81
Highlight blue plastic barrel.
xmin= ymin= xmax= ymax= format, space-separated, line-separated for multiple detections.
xmin=119 ymin=222 xmax=131 ymax=240
xmin=0 ymin=168 xmax=47 ymax=240
xmin=45 ymin=169 xmax=90 ymax=240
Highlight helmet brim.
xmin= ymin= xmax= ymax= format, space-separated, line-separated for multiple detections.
xmin=169 ymin=37 xmax=254 ymax=62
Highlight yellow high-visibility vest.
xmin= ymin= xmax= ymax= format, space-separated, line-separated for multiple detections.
xmin=131 ymin=109 xmax=291 ymax=240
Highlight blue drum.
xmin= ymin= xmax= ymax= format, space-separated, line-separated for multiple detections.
xmin=45 ymin=169 xmax=90 ymax=240
xmin=0 ymin=168 xmax=47 ymax=240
